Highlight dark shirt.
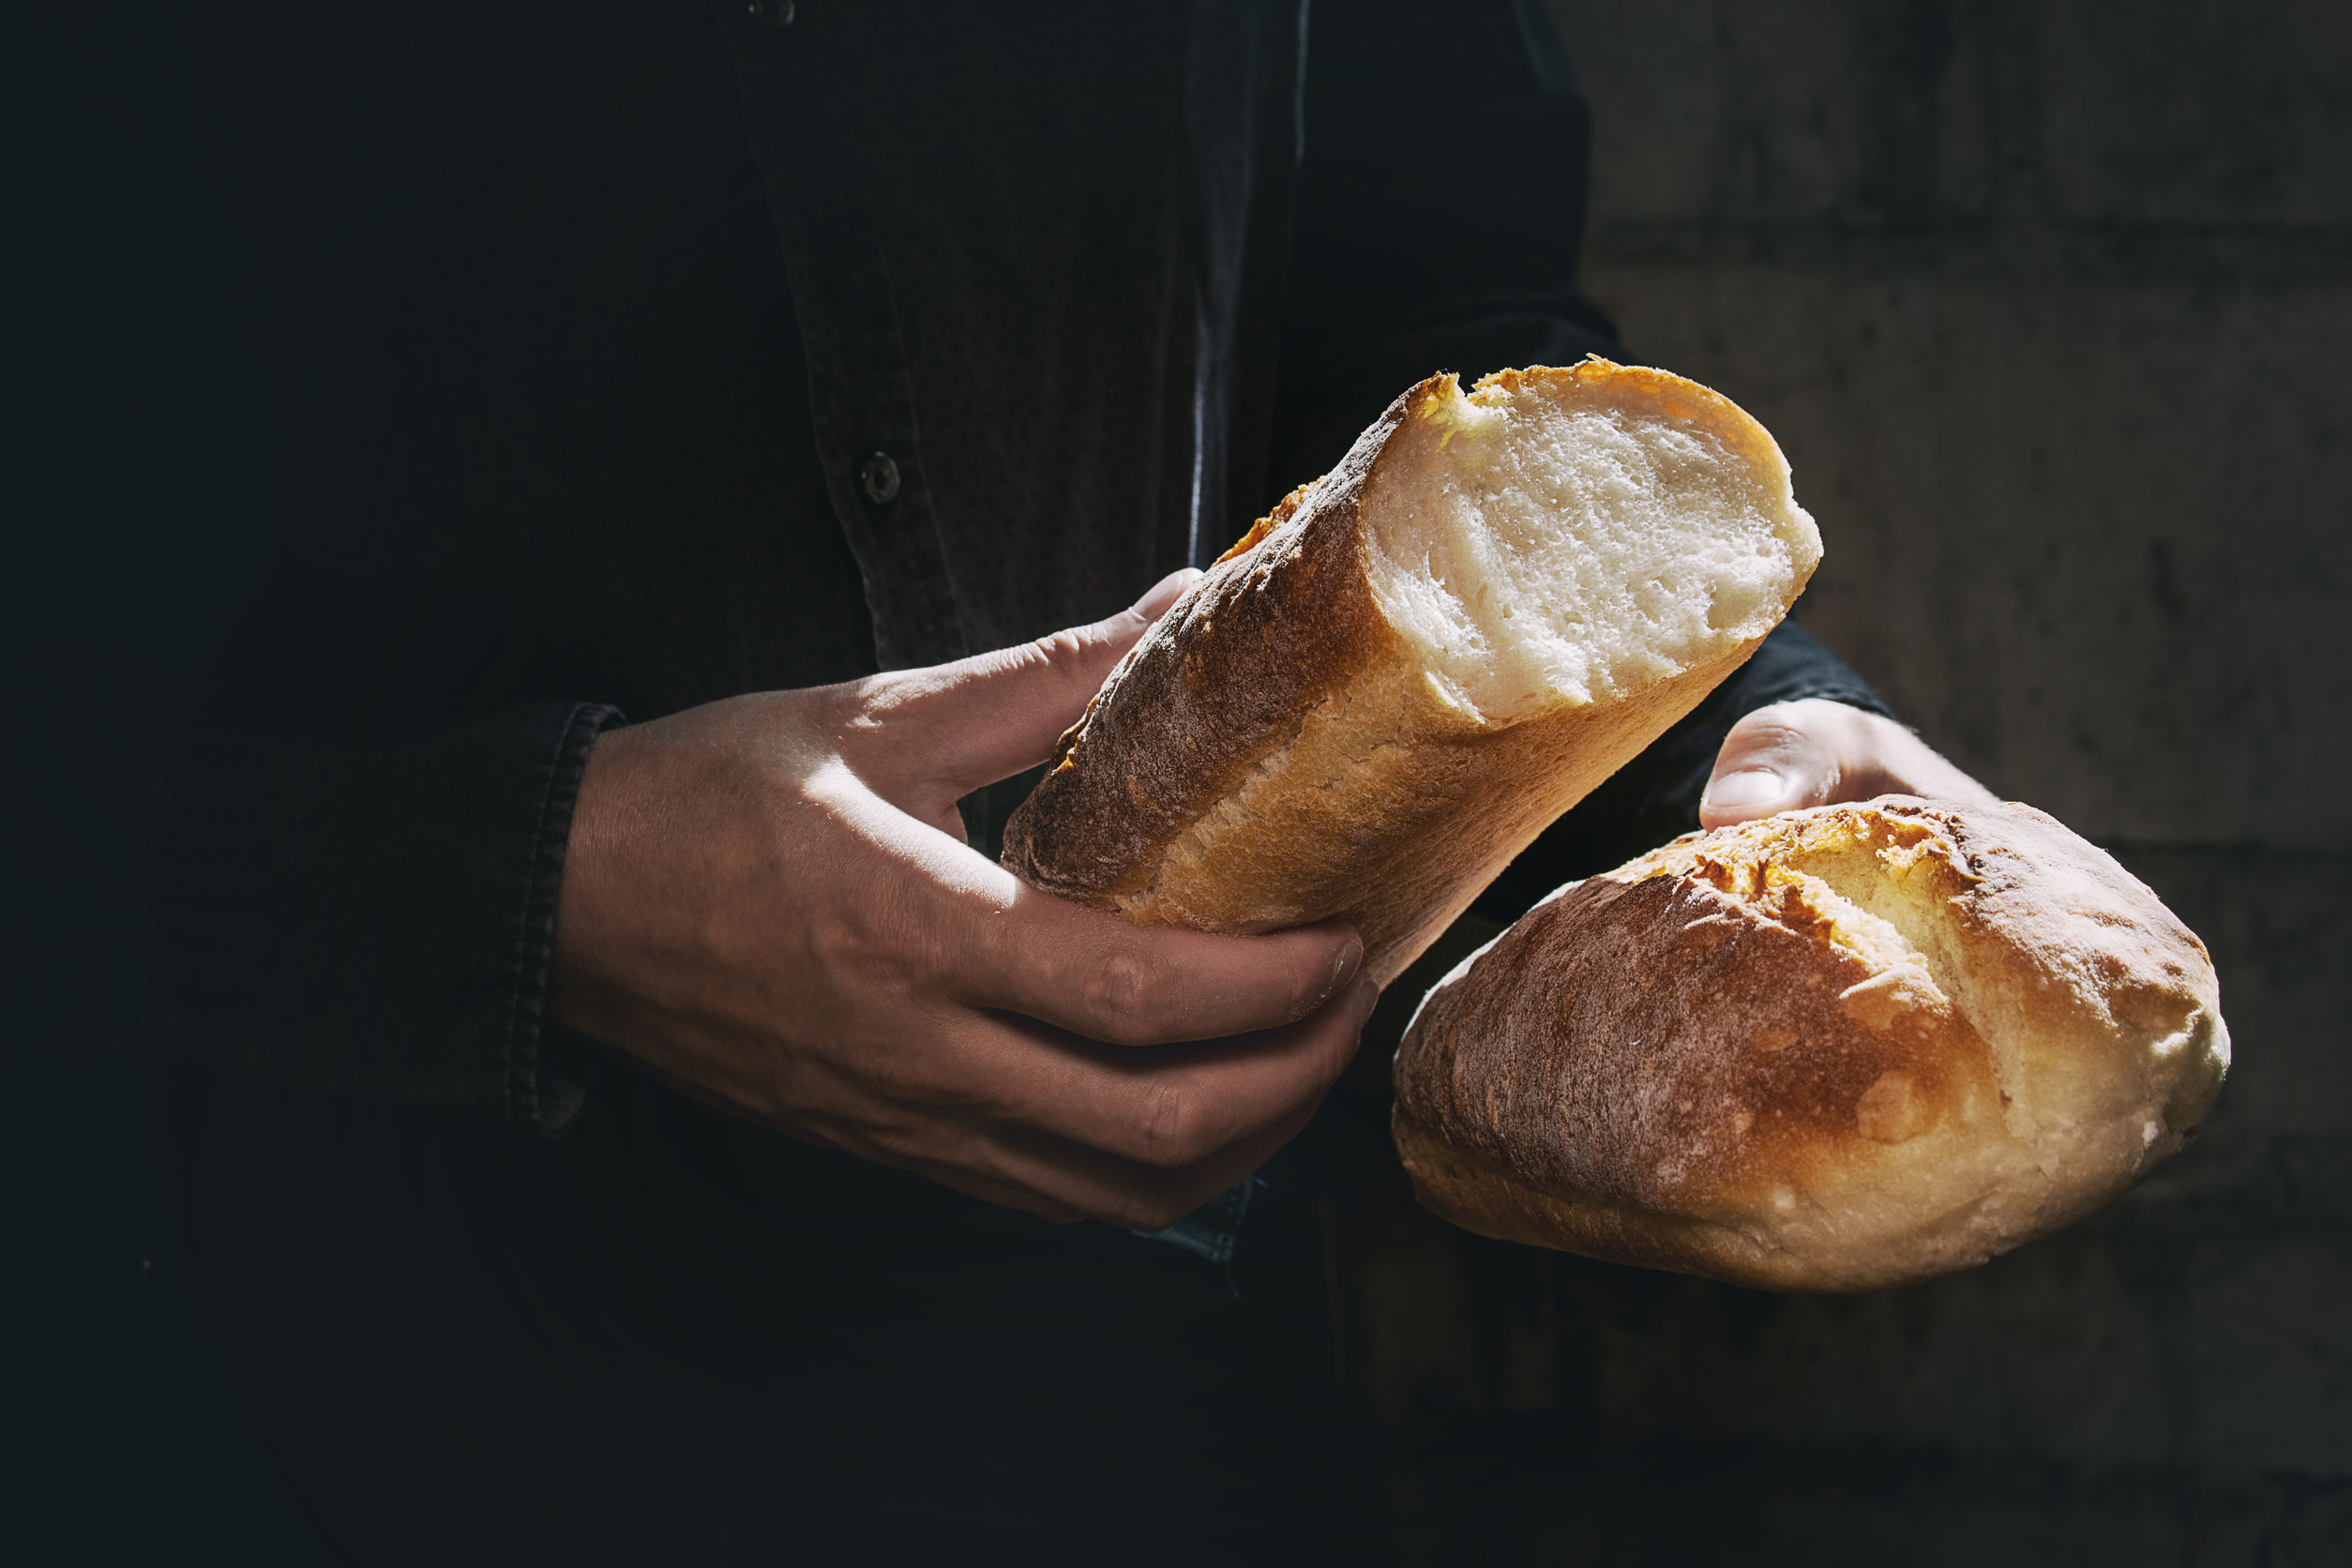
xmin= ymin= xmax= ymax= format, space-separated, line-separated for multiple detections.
xmin=23 ymin=1 xmax=1886 ymax=1559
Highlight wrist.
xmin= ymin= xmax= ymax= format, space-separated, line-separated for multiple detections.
xmin=550 ymin=720 xmax=647 ymax=1034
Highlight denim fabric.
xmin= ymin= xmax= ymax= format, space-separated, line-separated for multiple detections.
xmin=1138 ymin=1176 xmax=1262 ymax=1266
xmin=135 ymin=701 xmax=624 ymax=1112
xmin=1475 ymin=620 xmax=1894 ymax=916
xmin=39 ymin=0 xmax=1642 ymax=1128
xmin=26 ymin=2 xmax=1904 ymax=1557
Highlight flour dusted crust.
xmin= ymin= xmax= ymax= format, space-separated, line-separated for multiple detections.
xmin=1393 ymin=799 xmax=2231 ymax=1291
xmin=1003 ymin=361 xmax=1821 ymax=984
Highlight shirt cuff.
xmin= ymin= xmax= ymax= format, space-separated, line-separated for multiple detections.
xmin=506 ymin=701 xmax=626 ymax=1129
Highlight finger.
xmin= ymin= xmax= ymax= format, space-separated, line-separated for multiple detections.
xmin=1701 ymin=700 xmax=2000 ymax=830
xmin=763 ymin=811 xmax=1370 ymax=1152
xmin=1699 ymin=702 xmax=1844 ymax=828
xmin=990 ymin=1100 xmax=1323 ymax=1232
xmin=958 ymin=975 xmax=1379 ymax=1168
xmin=1852 ymin=712 xmax=2003 ymax=807
xmin=953 ymin=879 xmax=1364 ymax=1046
xmin=847 ymin=567 xmax=1201 ymax=807
xmin=787 ymin=982 xmax=1369 ymax=1226
xmin=807 ymin=785 xmax=1363 ymax=1044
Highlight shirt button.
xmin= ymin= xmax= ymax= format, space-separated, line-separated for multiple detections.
xmin=860 ymin=450 xmax=902 ymax=505
xmin=746 ymin=0 xmax=795 ymax=29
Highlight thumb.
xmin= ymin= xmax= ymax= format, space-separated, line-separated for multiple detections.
xmin=853 ymin=567 xmax=1201 ymax=807
xmin=1698 ymin=702 xmax=1841 ymax=829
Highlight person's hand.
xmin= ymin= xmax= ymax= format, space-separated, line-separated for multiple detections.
xmin=1699 ymin=698 xmax=1998 ymax=830
xmin=550 ymin=569 xmax=1375 ymax=1229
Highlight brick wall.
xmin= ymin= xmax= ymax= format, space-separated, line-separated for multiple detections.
xmin=1344 ymin=5 xmax=2352 ymax=1559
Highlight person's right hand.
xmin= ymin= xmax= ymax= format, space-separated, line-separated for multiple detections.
xmin=550 ymin=570 xmax=1376 ymax=1229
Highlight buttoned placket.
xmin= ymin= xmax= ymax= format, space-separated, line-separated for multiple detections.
xmin=716 ymin=0 xmax=970 ymax=671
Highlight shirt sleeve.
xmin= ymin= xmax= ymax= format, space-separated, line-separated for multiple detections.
xmin=128 ymin=703 xmax=625 ymax=1125
xmin=1278 ymin=1 xmax=1899 ymax=919
xmin=1271 ymin=0 xmax=1621 ymax=490
xmin=13 ymin=9 xmax=666 ymax=1130
xmin=1471 ymin=621 xmax=1895 ymax=919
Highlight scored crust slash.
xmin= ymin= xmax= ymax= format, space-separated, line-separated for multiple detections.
xmin=1003 ymin=358 xmax=1823 ymax=986
xmin=1393 ymin=799 xmax=2230 ymax=1292
xmin=1003 ymin=360 xmax=2227 ymax=1291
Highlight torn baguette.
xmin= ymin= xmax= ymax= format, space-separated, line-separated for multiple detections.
xmin=1003 ymin=359 xmax=1822 ymax=984
xmin=1393 ymin=799 xmax=2231 ymax=1291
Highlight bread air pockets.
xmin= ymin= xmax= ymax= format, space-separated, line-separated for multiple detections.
xmin=1005 ymin=359 xmax=1821 ymax=986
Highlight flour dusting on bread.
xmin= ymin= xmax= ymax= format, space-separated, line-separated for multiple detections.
xmin=1005 ymin=359 xmax=1821 ymax=984
xmin=1394 ymin=798 xmax=2230 ymax=1291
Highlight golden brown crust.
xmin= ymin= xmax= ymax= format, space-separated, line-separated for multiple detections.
xmin=1003 ymin=361 xmax=1817 ymax=984
xmin=1393 ymin=799 xmax=2231 ymax=1291
xmin=1004 ymin=385 xmax=1409 ymax=910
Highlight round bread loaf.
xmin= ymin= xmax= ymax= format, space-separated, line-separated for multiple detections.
xmin=1393 ymin=798 xmax=2229 ymax=1291
xmin=1003 ymin=360 xmax=1822 ymax=984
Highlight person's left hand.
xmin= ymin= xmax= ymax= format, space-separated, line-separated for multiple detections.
xmin=1699 ymin=698 xmax=1998 ymax=831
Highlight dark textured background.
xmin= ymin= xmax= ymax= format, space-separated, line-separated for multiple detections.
xmin=1314 ymin=3 xmax=2350 ymax=1561
xmin=19 ymin=2 xmax=2348 ymax=1560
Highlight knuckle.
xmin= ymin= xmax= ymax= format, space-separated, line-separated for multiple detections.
xmin=1727 ymin=714 xmax=1808 ymax=754
xmin=1030 ymin=627 xmax=1092 ymax=668
xmin=1029 ymin=625 xmax=1130 ymax=697
xmin=1080 ymin=948 xmax=1170 ymax=1038
xmin=1134 ymin=1082 xmax=1214 ymax=1168
xmin=831 ymin=674 xmax=898 ymax=738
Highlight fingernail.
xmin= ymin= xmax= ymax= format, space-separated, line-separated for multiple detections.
xmin=1331 ymin=933 xmax=1364 ymax=992
xmin=1704 ymin=767 xmax=1787 ymax=810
